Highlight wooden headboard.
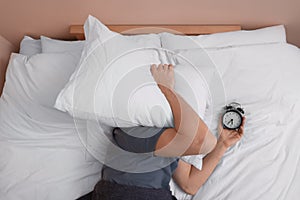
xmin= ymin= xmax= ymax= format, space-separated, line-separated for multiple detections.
xmin=70 ymin=25 xmax=241 ymax=40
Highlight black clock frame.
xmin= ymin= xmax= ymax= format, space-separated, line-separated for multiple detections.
xmin=222 ymin=109 xmax=243 ymax=130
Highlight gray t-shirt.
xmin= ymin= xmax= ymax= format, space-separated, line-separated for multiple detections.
xmin=102 ymin=126 xmax=179 ymax=190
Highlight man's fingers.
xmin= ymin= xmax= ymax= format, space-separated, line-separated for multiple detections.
xmin=219 ymin=116 xmax=223 ymax=125
xmin=157 ymin=64 xmax=164 ymax=71
xmin=238 ymin=125 xmax=244 ymax=136
xmin=150 ymin=64 xmax=156 ymax=72
xmin=242 ymin=117 xmax=246 ymax=126
xmin=152 ymin=63 xmax=174 ymax=74
xmin=150 ymin=64 xmax=156 ymax=75
xmin=163 ymin=64 xmax=169 ymax=70
xmin=238 ymin=117 xmax=246 ymax=135
xmin=152 ymin=64 xmax=173 ymax=71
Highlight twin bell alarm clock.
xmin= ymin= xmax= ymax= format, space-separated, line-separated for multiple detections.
xmin=222 ymin=102 xmax=245 ymax=130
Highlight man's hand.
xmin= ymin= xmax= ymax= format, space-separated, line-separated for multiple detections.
xmin=217 ymin=117 xmax=246 ymax=149
xmin=150 ymin=64 xmax=175 ymax=91
xmin=173 ymin=117 xmax=246 ymax=195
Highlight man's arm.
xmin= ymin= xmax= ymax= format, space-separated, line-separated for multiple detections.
xmin=173 ymin=143 xmax=226 ymax=195
xmin=172 ymin=117 xmax=246 ymax=195
xmin=150 ymin=64 xmax=217 ymax=157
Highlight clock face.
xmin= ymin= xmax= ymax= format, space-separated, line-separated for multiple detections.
xmin=222 ymin=110 xmax=242 ymax=130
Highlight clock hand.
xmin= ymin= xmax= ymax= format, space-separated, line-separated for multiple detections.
xmin=227 ymin=119 xmax=233 ymax=125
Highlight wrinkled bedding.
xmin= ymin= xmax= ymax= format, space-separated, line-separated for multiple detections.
xmin=171 ymin=43 xmax=300 ymax=200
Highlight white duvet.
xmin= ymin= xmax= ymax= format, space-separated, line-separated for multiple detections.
xmin=0 ymin=54 xmax=102 ymax=200
xmin=170 ymin=43 xmax=300 ymax=200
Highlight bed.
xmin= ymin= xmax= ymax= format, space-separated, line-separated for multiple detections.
xmin=0 ymin=16 xmax=299 ymax=200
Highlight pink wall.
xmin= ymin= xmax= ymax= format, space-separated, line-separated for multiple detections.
xmin=0 ymin=0 xmax=299 ymax=95
xmin=0 ymin=0 xmax=300 ymax=47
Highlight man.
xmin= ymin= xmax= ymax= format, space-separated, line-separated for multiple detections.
xmin=92 ymin=64 xmax=245 ymax=200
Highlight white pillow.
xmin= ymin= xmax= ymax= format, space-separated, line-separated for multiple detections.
xmin=19 ymin=36 xmax=41 ymax=56
xmin=3 ymin=52 xmax=78 ymax=110
xmin=0 ymin=53 xmax=101 ymax=199
xmin=24 ymin=53 xmax=78 ymax=107
xmin=41 ymin=36 xmax=84 ymax=63
xmin=55 ymin=15 xmax=209 ymax=128
xmin=161 ymin=25 xmax=287 ymax=50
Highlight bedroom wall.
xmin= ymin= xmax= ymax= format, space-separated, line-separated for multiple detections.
xmin=0 ymin=0 xmax=300 ymax=95
xmin=0 ymin=0 xmax=299 ymax=47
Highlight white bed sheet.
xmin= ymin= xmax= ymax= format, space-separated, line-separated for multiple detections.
xmin=0 ymin=99 xmax=102 ymax=200
xmin=170 ymin=43 xmax=300 ymax=200
xmin=0 ymin=54 xmax=102 ymax=200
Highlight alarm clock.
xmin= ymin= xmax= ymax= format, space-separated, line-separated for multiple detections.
xmin=222 ymin=102 xmax=245 ymax=130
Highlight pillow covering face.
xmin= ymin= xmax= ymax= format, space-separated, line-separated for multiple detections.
xmin=55 ymin=15 xmax=209 ymax=128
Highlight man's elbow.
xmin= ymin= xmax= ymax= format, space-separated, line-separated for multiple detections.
xmin=191 ymin=129 xmax=217 ymax=155
xmin=200 ymin=130 xmax=217 ymax=154
xmin=181 ymin=184 xmax=200 ymax=196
